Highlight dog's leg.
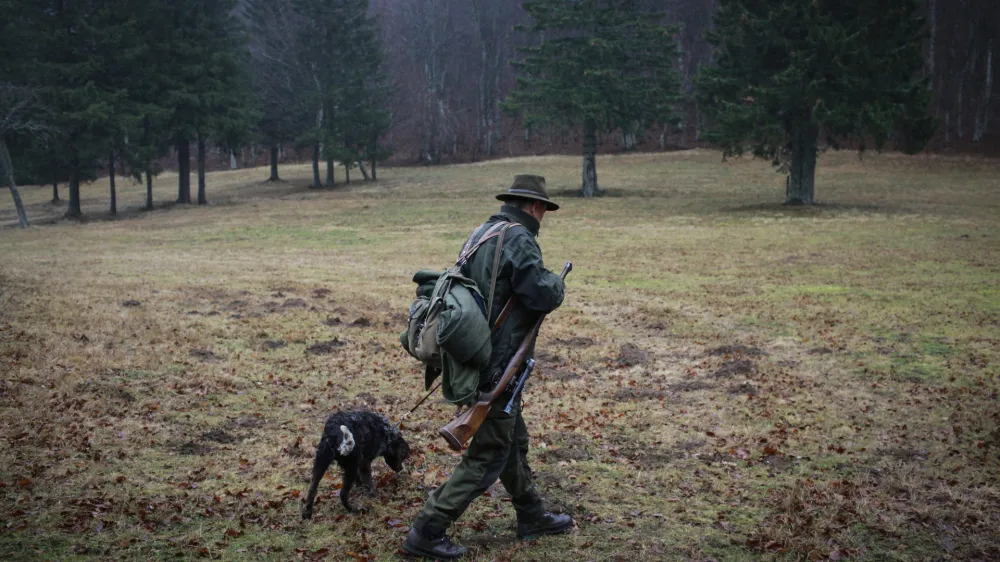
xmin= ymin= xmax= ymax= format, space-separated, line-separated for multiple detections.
xmin=302 ymin=440 xmax=334 ymax=519
xmin=340 ymin=456 xmax=360 ymax=513
xmin=360 ymin=460 xmax=376 ymax=495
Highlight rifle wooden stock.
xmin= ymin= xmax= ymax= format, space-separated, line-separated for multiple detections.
xmin=439 ymin=262 xmax=572 ymax=451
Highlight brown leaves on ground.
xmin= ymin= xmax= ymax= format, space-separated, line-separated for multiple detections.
xmin=2 ymin=153 xmax=999 ymax=561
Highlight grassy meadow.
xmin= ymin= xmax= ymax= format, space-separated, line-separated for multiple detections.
xmin=1 ymin=150 xmax=999 ymax=561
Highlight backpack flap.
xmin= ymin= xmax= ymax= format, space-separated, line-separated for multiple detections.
xmin=436 ymin=278 xmax=492 ymax=368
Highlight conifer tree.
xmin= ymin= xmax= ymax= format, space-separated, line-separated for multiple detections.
xmin=31 ymin=0 xmax=134 ymax=218
xmin=137 ymin=0 xmax=250 ymax=204
xmin=337 ymin=2 xmax=393 ymax=182
xmin=242 ymin=0 xmax=307 ymax=182
xmin=697 ymin=0 xmax=936 ymax=205
xmin=504 ymin=0 xmax=681 ymax=197
xmin=290 ymin=0 xmax=389 ymax=188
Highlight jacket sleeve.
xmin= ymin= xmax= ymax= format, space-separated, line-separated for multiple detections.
xmin=508 ymin=230 xmax=564 ymax=312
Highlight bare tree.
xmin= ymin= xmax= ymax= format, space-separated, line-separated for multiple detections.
xmin=0 ymin=83 xmax=55 ymax=228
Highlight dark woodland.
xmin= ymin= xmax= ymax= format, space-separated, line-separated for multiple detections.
xmin=0 ymin=0 xmax=997 ymax=223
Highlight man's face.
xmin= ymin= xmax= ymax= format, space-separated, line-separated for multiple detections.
xmin=530 ymin=201 xmax=547 ymax=222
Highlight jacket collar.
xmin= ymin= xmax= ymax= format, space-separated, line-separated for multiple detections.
xmin=497 ymin=204 xmax=540 ymax=237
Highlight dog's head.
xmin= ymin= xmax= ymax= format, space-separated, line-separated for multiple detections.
xmin=384 ymin=434 xmax=411 ymax=472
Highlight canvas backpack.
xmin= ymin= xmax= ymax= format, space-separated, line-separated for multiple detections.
xmin=401 ymin=221 xmax=520 ymax=403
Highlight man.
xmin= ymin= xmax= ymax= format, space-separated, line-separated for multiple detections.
xmin=403 ymin=175 xmax=574 ymax=560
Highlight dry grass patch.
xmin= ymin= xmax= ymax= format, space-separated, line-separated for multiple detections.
xmin=2 ymin=150 xmax=999 ymax=560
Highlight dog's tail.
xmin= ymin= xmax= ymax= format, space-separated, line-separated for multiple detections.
xmin=337 ymin=425 xmax=355 ymax=456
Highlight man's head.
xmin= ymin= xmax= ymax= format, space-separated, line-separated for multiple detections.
xmin=507 ymin=197 xmax=550 ymax=222
xmin=496 ymin=174 xmax=559 ymax=223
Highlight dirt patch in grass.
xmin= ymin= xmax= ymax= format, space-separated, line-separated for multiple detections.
xmin=189 ymin=349 xmax=221 ymax=362
xmin=729 ymin=382 xmax=758 ymax=395
xmin=353 ymin=392 xmax=378 ymax=406
xmin=672 ymin=380 xmax=715 ymax=392
xmin=176 ymin=441 xmax=214 ymax=456
xmin=322 ymin=316 xmax=372 ymax=328
xmin=261 ymin=339 xmax=286 ymax=350
xmin=540 ymin=367 xmax=582 ymax=382
xmin=74 ymin=380 xmax=135 ymax=403
xmin=553 ymin=336 xmax=596 ymax=348
xmin=613 ymin=343 xmax=649 ymax=368
xmin=708 ymin=344 xmax=766 ymax=357
xmin=305 ymin=338 xmax=347 ymax=355
xmin=280 ymin=298 xmax=308 ymax=309
xmin=545 ymin=446 xmax=592 ymax=462
xmin=878 ymin=447 xmax=929 ymax=462
xmin=712 ymin=359 xmax=756 ymax=378
xmin=225 ymin=416 xmax=265 ymax=430
xmin=200 ymin=429 xmax=238 ymax=444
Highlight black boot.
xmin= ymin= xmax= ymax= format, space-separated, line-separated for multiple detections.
xmin=402 ymin=526 xmax=467 ymax=560
xmin=517 ymin=512 xmax=574 ymax=539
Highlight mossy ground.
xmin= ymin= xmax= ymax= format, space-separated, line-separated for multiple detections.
xmin=1 ymin=150 xmax=998 ymax=560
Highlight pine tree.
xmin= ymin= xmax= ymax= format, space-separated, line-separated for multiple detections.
xmin=0 ymin=0 xmax=41 ymax=227
xmin=136 ymin=0 xmax=250 ymax=204
xmin=697 ymin=0 xmax=936 ymax=205
xmin=290 ymin=0 xmax=386 ymax=188
xmin=242 ymin=0 xmax=308 ymax=182
xmin=31 ymin=0 xmax=134 ymax=218
xmin=191 ymin=2 xmax=255 ymax=205
xmin=337 ymin=2 xmax=393 ymax=182
xmin=504 ymin=0 xmax=681 ymax=197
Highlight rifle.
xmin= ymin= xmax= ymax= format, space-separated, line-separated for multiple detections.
xmin=439 ymin=262 xmax=572 ymax=451
xmin=503 ymin=358 xmax=535 ymax=414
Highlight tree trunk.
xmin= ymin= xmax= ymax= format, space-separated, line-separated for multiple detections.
xmin=109 ymin=151 xmax=117 ymax=215
xmin=357 ymin=160 xmax=370 ymax=181
xmin=176 ymin=134 xmax=191 ymax=203
xmin=973 ymin=41 xmax=993 ymax=142
xmin=311 ymin=143 xmax=321 ymax=188
xmin=1 ymin=139 xmax=29 ymax=228
xmin=371 ymin=157 xmax=377 ymax=181
xmin=581 ymin=118 xmax=600 ymax=197
xmin=145 ymin=168 xmax=154 ymax=211
xmin=345 ymin=165 xmax=350 ymax=185
xmin=197 ymin=133 xmax=207 ymax=204
xmin=51 ymin=167 xmax=60 ymax=203
xmin=785 ymin=123 xmax=819 ymax=205
xmin=66 ymin=154 xmax=82 ymax=219
xmin=326 ymin=157 xmax=334 ymax=186
xmin=268 ymin=144 xmax=280 ymax=181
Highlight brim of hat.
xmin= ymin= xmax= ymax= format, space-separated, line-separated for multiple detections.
xmin=496 ymin=192 xmax=560 ymax=211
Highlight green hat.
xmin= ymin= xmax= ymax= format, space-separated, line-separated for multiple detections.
xmin=496 ymin=174 xmax=560 ymax=211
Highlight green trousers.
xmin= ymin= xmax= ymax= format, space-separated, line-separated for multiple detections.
xmin=413 ymin=400 xmax=545 ymax=534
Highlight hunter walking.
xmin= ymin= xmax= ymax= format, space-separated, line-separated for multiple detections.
xmin=403 ymin=175 xmax=574 ymax=559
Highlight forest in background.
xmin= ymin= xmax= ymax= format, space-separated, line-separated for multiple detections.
xmin=3 ymin=0 xmax=997 ymax=196
xmin=367 ymin=0 xmax=998 ymax=165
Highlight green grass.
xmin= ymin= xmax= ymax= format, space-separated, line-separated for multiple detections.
xmin=1 ymin=150 xmax=999 ymax=560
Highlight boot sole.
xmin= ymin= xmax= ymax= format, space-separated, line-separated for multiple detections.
xmin=401 ymin=542 xmax=466 ymax=561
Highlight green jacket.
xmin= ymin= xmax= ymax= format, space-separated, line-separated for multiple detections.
xmin=461 ymin=205 xmax=565 ymax=388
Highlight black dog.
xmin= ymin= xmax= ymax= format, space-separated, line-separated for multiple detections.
xmin=301 ymin=410 xmax=410 ymax=518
